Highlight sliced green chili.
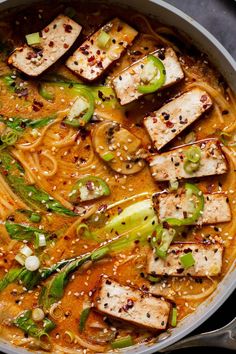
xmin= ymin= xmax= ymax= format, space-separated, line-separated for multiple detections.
xmin=164 ymin=183 xmax=204 ymax=226
xmin=138 ymin=55 xmax=166 ymax=94
xmin=64 ymin=88 xmax=94 ymax=127
xmin=185 ymin=146 xmax=201 ymax=163
xmin=69 ymin=176 xmax=110 ymax=203
xmin=38 ymin=84 xmax=54 ymax=101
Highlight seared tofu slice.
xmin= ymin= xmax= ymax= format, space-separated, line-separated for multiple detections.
xmin=66 ymin=18 xmax=138 ymax=81
xmin=144 ymin=88 xmax=212 ymax=150
xmin=8 ymin=15 xmax=82 ymax=76
xmin=147 ymin=243 xmax=223 ymax=277
xmin=112 ymin=47 xmax=184 ymax=105
xmin=94 ymin=277 xmax=171 ymax=330
xmin=148 ymin=139 xmax=227 ymax=182
xmin=154 ymin=192 xmax=231 ymax=225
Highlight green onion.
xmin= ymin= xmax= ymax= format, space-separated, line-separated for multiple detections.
xmin=97 ymin=30 xmax=111 ymax=49
xmin=155 ymin=227 xmax=176 ymax=259
xmin=0 ymin=268 xmax=24 ymax=291
xmin=25 ymin=32 xmax=41 ymax=46
xmin=35 ymin=232 xmax=47 ymax=248
xmin=180 ymin=252 xmax=195 ymax=269
xmin=185 ymin=146 xmax=201 ymax=163
xmin=43 ymin=317 xmax=56 ymax=333
xmin=111 ymin=335 xmax=133 ymax=349
xmin=79 ymin=307 xmax=90 ymax=332
xmin=91 ymin=246 xmax=109 ymax=261
xmin=170 ymin=307 xmax=177 ymax=327
xmin=14 ymin=310 xmax=48 ymax=339
xmin=69 ymin=176 xmax=110 ymax=203
xmin=169 ymin=180 xmax=179 ymax=191
xmin=102 ymin=152 xmax=114 ymax=161
xmin=1 ymin=129 xmax=18 ymax=145
xmin=30 ymin=212 xmax=41 ymax=223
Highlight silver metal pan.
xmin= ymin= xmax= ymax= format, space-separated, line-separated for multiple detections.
xmin=0 ymin=0 xmax=235 ymax=353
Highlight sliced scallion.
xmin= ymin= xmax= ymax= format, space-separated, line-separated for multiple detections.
xmin=170 ymin=307 xmax=177 ymax=327
xmin=102 ymin=152 xmax=114 ymax=162
xmin=1 ymin=129 xmax=18 ymax=145
xmin=30 ymin=212 xmax=41 ymax=223
xmin=97 ymin=30 xmax=111 ymax=49
xmin=180 ymin=252 xmax=195 ymax=269
xmin=25 ymin=32 xmax=41 ymax=46
xmin=185 ymin=146 xmax=201 ymax=163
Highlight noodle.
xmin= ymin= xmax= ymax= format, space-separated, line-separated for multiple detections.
xmin=131 ymin=14 xmax=180 ymax=52
xmin=35 ymin=150 xmax=58 ymax=177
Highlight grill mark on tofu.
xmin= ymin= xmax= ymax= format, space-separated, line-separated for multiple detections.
xmin=148 ymin=139 xmax=227 ymax=182
xmin=66 ymin=18 xmax=137 ymax=81
xmin=144 ymin=88 xmax=212 ymax=150
xmin=8 ymin=15 xmax=82 ymax=76
xmin=154 ymin=192 xmax=231 ymax=225
xmin=147 ymin=243 xmax=223 ymax=277
xmin=112 ymin=47 xmax=184 ymax=105
xmin=93 ymin=277 xmax=171 ymax=330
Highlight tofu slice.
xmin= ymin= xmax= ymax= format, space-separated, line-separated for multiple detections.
xmin=94 ymin=277 xmax=171 ymax=330
xmin=148 ymin=139 xmax=227 ymax=182
xmin=144 ymin=88 xmax=212 ymax=150
xmin=147 ymin=243 xmax=223 ymax=277
xmin=112 ymin=47 xmax=184 ymax=105
xmin=153 ymin=192 xmax=231 ymax=225
xmin=8 ymin=15 xmax=82 ymax=77
xmin=66 ymin=18 xmax=138 ymax=81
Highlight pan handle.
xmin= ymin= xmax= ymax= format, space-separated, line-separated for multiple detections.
xmin=160 ymin=317 xmax=236 ymax=352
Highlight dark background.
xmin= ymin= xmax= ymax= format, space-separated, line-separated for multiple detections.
xmin=163 ymin=1 xmax=236 ymax=353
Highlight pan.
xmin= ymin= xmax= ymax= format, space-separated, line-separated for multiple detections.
xmin=0 ymin=0 xmax=235 ymax=353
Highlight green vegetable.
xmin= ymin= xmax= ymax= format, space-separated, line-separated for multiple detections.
xmin=111 ymin=335 xmax=133 ymax=349
xmin=69 ymin=176 xmax=110 ymax=203
xmin=138 ymin=55 xmax=166 ymax=94
xmin=5 ymin=222 xmax=49 ymax=242
xmin=25 ymin=32 xmax=41 ymax=46
xmin=0 ymin=115 xmax=55 ymax=132
xmin=101 ymin=152 xmax=114 ymax=161
xmin=104 ymin=199 xmax=156 ymax=236
xmin=97 ymin=30 xmax=111 ymax=49
xmin=164 ymin=183 xmax=204 ymax=226
xmin=185 ymin=146 xmax=201 ymax=163
xmin=170 ymin=307 xmax=177 ymax=327
xmin=1 ymin=129 xmax=18 ymax=145
xmin=79 ymin=307 xmax=90 ymax=332
xmin=0 ymin=151 xmax=77 ymax=216
xmin=64 ymin=88 xmax=94 ymax=127
xmin=40 ymin=78 xmax=119 ymax=109
xmin=147 ymin=275 xmax=161 ymax=283
xmin=180 ymin=252 xmax=195 ymax=269
xmin=169 ymin=180 xmax=179 ymax=191
xmin=0 ymin=268 xmax=23 ymax=291
xmin=91 ymin=246 xmax=109 ymax=261
xmin=38 ymin=84 xmax=54 ymax=101
xmin=14 ymin=310 xmax=54 ymax=342
xmin=183 ymin=146 xmax=202 ymax=174
xmin=2 ymin=75 xmax=15 ymax=90
xmin=154 ymin=226 xmax=176 ymax=259
xmin=43 ymin=317 xmax=56 ymax=333
xmin=30 ymin=212 xmax=42 ymax=223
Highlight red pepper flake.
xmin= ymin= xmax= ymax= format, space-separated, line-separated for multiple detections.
xmin=63 ymin=24 xmax=73 ymax=33
xmin=117 ymin=207 xmax=123 ymax=215
xmin=86 ymin=181 xmax=94 ymax=191
xmin=166 ymin=121 xmax=174 ymax=128
xmin=88 ymin=55 xmax=95 ymax=62
xmin=63 ymin=43 xmax=69 ymax=49
xmin=48 ymin=41 xmax=54 ymax=47
xmin=44 ymin=27 xmax=49 ymax=33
